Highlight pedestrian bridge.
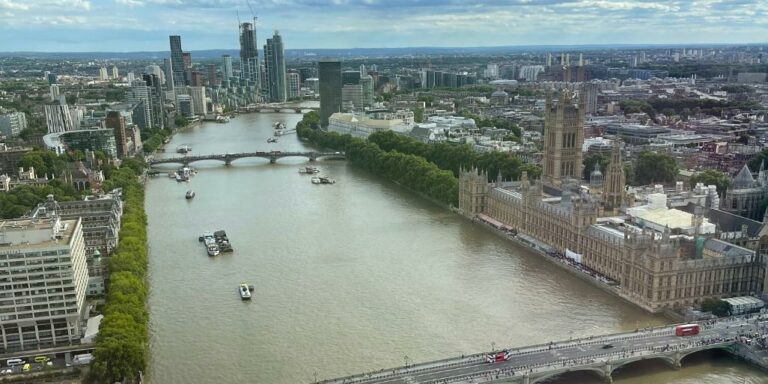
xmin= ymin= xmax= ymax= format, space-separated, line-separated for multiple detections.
xmin=317 ymin=315 xmax=768 ymax=384
xmin=148 ymin=151 xmax=345 ymax=167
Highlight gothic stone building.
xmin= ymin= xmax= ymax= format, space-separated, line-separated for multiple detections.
xmin=460 ymin=169 xmax=767 ymax=313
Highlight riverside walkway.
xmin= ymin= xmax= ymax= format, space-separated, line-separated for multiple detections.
xmin=318 ymin=314 xmax=768 ymax=384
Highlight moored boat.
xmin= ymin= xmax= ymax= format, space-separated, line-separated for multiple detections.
xmin=185 ymin=190 xmax=195 ymax=199
xmin=206 ymin=243 xmax=220 ymax=256
xmin=239 ymin=283 xmax=252 ymax=300
xmin=311 ymin=177 xmax=321 ymax=184
xmin=298 ymin=166 xmax=319 ymax=174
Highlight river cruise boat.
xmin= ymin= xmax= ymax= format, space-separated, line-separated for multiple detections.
xmin=239 ymin=283 xmax=252 ymax=300
xmin=298 ymin=166 xmax=320 ymax=174
xmin=185 ymin=190 xmax=195 ymax=199
xmin=176 ymin=145 xmax=192 ymax=154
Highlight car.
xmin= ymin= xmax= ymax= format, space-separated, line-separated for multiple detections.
xmin=22 ymin=364 xmax=30 ymax=372
xmin=0 ymin=368 xmax=12 ymax=374
xmin=601 ymin=344 xmax=614 ymax=349
xmin=33 ymin=356 xmax=49 ymax=364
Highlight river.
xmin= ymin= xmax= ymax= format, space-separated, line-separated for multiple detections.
xmin=145 ymin=112 xmax=767 ymax=383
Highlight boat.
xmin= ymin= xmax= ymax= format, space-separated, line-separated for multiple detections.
xmin=214 ymin=230 xmax=233 ymax=252
xmin=267 ymin=137 xmax=277 ymax=143
xmin=298 ymin=166 xmax=320 ymax=174
xmin=311 ymin=177 xmax=321 ymax=184
xmin=177 ymin=145 xmax=192 ymax=154
xmin=207 ymin=243 xmax=220 ymax=256
xmin=239 ymin=283 xmax=252 ymax=300
xmin=273 ymin=122 xmax=286 ymax=130
xmin=175 ymin=173 xmax=183 ymax=182
xmin=319 ymin=177 xmax=336 ymax=184
xmin=168 ymin=171 xmax=177 ymax=178
xmin=185 ymin=190 xmax=195 ymax=199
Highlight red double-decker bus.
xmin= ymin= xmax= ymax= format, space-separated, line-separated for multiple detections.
xmin=674 ymin=324 xmax=700 ymax=336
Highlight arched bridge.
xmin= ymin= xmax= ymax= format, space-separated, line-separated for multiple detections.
xmin=317 ymin=314 xmax=768 ymax=384
xmin=148 ymin=151 xmax=345 ymax=166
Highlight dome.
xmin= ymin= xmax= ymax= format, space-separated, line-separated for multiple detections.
xmin=491 ymin=90 xmax=509 ymax=97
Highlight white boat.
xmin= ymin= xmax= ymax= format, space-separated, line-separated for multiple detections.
xmin=185 ymin=190 xmax=195 ymax=199
xmin=298 ymin=166 xmax=319 ymax=174
xmin=207 ymin=243 xmax=220 ymax=256
xmin=311 ymin=177 xmax=321 ymax=184
xmin=239 ymin=283 xmax=252 ymax=300
xmin=267 ymin=137 xmax=277 ymax=143
xmin=273 ymin=122 xmax=286 ymax=130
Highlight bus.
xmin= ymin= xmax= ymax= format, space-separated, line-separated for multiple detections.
xmin=484 ymin=350 xmax=512 ymax=363
xmin=674 ymin=324 xmax=700 ymax=336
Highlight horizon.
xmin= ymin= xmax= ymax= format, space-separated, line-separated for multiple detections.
xmin=0 ymin=0 xmax=766 ymax=52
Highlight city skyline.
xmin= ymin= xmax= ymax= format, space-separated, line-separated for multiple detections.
xmin=0 ymin=0 xmax=766 ymax=52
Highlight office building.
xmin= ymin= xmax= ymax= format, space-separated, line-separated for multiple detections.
xmin=342 ymin=70 xmax=361 ymax=85
xmin=318 ymin=60 xmax=342 ymax=128
xmin=360 ymin=75 xmax=374 ymax=108
xmin=111 ymin=66 xmax=118 ymax=80
xmin=142 ymin=74 xmax=165 ymax=129
xmin=305 ymin=78 xmax=319 ymax=94
xmin=0 ymin=112 xmax=28 ymax=138
xmin=541 ymin=91 xmax=585 ymax=188
xmin=98 ymin=67 xmax=108 ymax=81
xmin=189 ymin=71 xmax=203 ymax=87
xmin=144 ymin=65 xmax=164 ymax=84
xmin=163 ymin=58 xmax=173 ymax=87
xmin=581 ymin=83 xmax=599 ymax=115
xmin=169 ymin=35 xmax=185 ymax=88
xmin=239 ymin=22 xmax=260 ymax=94
xmin=287 ymin=71 xmax=300 ymax=99
xmin=46 ymin=73 xmax=57 ymax=85
xmin=207 ymin=64 xmax=218 ymax=87
xmin=128 ymin=80 xmax=152 ymax=130
xmin=188 ymin=86 xmax=207 ymax=116
xmin=264 ymin=31 xmax=287 ymax=102
xmin=341 ymin=84 xmax=363 ymax=111
xmin=43 ymin=129 xmax=118 ymax=158
xmin=127 ymin=72 xmax=135 ymax=83
xmin=222 ymin=54 xmax=233 ymax=80
xmin=0 ymin=212 xmax=88 ymax=351
xmin=105 ymin=111 xmax=128 ymax=159
xmin=176 ymin=94 xmax=193 ymax=117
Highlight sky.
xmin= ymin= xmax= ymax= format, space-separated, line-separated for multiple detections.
xmin=0 ymin=0 xmax=766 ymax=52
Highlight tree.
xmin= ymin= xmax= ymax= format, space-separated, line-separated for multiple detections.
xmin=634 ymin=151 xmax=678 ymax=185
xmin=689 ymin=170 xmax=730 ymax=195
xmin=701 ymin=298 xmax=732 ymax=317
xmin=412 ymin=108 xmax=424 ymax=123
xmin=174 ymin=115 xmax=189 ymax=128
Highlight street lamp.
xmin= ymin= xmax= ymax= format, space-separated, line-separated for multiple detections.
xmin=404 ymin=355 xmax=410 ymax=369
xmin=491 ymin=341 xmax=496 ymax=352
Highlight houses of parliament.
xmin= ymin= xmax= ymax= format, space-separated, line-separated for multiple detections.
xmin=459 ymin=91 xmax=768 ymax=313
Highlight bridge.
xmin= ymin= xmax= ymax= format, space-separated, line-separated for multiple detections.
xmin=148 ymin=151 xmax=346 ymax=167
xmin=240 ymin=103 xmax=319 ymax=114
xmin=318 ymin=314 xmax=768 ymax=384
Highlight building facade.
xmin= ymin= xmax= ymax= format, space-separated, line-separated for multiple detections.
xmin=287 ymin=72 xmax=300 ymax=99
xmin=722 ymin=163 xmax=768 ymax=221
xmin=319 ymin=61 xmax=342 ymax=128
xmin=0 ymin=112 xmax=28 ymax=138
xmin=169 ymin=35 xmax=185 ymax=88
xmin=0 ymin=213 xmax=88 ymax=352
xmin=541 ymin=91 xmax=585 ymax=188
xmin=264 ymin=31 xmax=287 ymax=103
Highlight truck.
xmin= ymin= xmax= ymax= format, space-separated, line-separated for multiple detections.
xmin=674 ymin=324 xmax=700 ymax=336
xmin=70 ymin=353 xmax=93 ymax=366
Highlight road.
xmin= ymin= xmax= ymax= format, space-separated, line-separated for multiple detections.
xmin=322 ymin=315 xmax=768 ymax=384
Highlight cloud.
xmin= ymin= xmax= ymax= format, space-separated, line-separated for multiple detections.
xmin=0 ymin=0 xmax=28 ymax=10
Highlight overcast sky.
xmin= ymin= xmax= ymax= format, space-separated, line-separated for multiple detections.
xmin=0 ymin=0 xmax=766 ymax=52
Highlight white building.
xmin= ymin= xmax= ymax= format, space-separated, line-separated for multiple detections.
xmin=187 ymin=86 xmax=207 ymax=116
xmin=518 ymin=65 xmax=545 ymax=82
xmin=49 ymin=84 xmax=60 ymax=102
xmin=0 ymin=112 xmax=28 ymax=137
xmin=98 ymin=67 xmax=108 ymax=81
xmin=110 ymin=66 xmax=118 ymax=80
xmin=0 ymin=212 xmax=88 ymax=351
xmin=44 ymin=104 xmax=76 ymax=134
xmin=328 ymin=111 xmax=413 ymax=138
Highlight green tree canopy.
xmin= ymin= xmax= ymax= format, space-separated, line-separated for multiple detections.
xmin=701 ymin=298 xmax=732 ymax=317
xmin=634 ymin=151 xmax=678 ymax=185
xmin=689 ymin=169 xmax=730 ymax=195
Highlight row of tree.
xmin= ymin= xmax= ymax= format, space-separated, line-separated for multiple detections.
xmin=88 ymin=164 xmax=149 ymax=383
xmin=141 ymin=128 xmax=172 ymax=154
xmin=0 ymin=181 xmax=82 ymax=219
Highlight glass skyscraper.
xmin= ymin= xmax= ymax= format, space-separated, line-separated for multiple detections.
xmin=264 ymin=31 xmax=286 ymax=102
xmin=169 ymin=35 xmax=185 ymax=88
xmin=318 ymin=60 xmax=341 ymax=128
xmin=239 ymin=21 xmax=260 ymax=98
